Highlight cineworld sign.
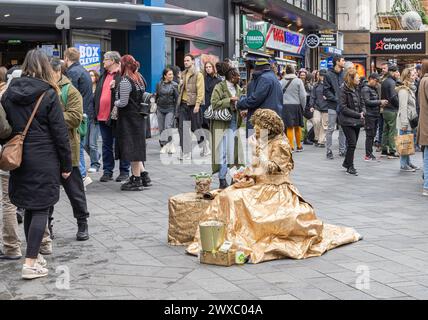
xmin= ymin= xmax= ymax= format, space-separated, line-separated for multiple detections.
xmin=371 ymin=33 xmax=426 ymax=55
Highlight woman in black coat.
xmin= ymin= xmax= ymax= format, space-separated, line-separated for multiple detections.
xmin=339 ymin=68 xmax=366 ymax=176
xmin=1 ymin=49 xmax=72 ymax=279
xmin=114 ymin=55 xmax=151 ymax=192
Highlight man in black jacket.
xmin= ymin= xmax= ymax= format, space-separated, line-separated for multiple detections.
xmin=361 ymin=73 xmax=388 ymax=161
xmin=380 ymin=65 xmax=400 ymax=158
xmin=94 ymin=51 xmax=131 ymax=182
xmin=323 ymin=55 xmax=347 ymax=160
xmin=64 ymin=48 xmax=94 ymax=184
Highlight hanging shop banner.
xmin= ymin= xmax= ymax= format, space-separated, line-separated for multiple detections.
xmin=370 ymin=33 xmax=426 ymax=55
xmin=76 ymin=43 xmax=101 ymax=72
xmin=265 ymin=25 xmax=305 ymax=55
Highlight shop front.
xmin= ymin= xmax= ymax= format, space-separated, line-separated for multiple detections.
xmin=240 ymin=12 xmax=306 ymax=80
xmin=0 ymin=0 xmax=207 ymax=90
xmin=164 ymin=1 xmax=225 ymax=72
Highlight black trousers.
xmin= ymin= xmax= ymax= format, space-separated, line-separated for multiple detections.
xmin=365 ymin=116 xmax=378 ymax=156
xmin=178 ymin=103 xmax=204 ymax=154
xmin=49 ymin=167 xmax=89 ymax=225
xmin=24 ymin=207 xmax=51 ymax=258
xmin=342 ymin=126 xmax=360 ymax=169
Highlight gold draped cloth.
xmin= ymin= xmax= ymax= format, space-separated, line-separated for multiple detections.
xmin=187 ymin=134 xmax=362 ymax=263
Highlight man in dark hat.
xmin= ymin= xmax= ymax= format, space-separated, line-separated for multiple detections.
xmin=380 ymin=64 xmax=400 ymax=158
xmin=237 ymin=58 xmax=283 ymax=135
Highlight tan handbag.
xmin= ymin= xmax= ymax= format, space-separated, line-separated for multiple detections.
xmin=0 ymin=92 xmax=46 ymax=171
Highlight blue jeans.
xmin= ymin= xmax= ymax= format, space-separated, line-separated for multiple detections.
xmin=424 ymin=146 xmax=428 ymax=190
xmin=219 ymin=113 xmax=238 ymax=180
xmin=99 ymin=121 xmax=130 ymax=176
xmin=399 ymin=130 xmax=413 ymax=168
xmin=88 ymin=122 xmax=101 ymax=169
xmin=79 ymin=140 xmax=86 ymax=178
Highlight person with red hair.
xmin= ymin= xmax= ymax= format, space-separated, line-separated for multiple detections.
xmin=114 ymin=55 xmax=152 ymax=191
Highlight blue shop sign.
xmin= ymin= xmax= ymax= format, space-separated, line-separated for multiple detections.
xmin=320 ymin=59 xmax=328 ymax=70
xmin=324 ymin=47 xmax=343 ymax=55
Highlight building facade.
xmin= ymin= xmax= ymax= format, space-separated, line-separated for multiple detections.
xmin=228 ymin=0 xmax=339 ymax=79
xmin=338 ymin=0 xmax=428 ymax=76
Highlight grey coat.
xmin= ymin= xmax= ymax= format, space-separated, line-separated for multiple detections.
xmin=281 ymin=74 xmax=306 ymax=109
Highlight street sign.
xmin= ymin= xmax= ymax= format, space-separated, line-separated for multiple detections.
xmin=319 ymin=33 xmax=337 ymax=47
xmin=245 ymin=30 xmax=265 ymax=50
xmin=306 ymin=34 xmax=320 ymax=48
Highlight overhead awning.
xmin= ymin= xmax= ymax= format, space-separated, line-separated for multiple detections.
xmin=233 ymin=0 xmax=336 ymax=32
xmin=0 ymin=0 xmax=208 ymax=30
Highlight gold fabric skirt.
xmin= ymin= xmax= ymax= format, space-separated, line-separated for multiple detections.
xmin=187 ymin=182 xmax=362 ymax=264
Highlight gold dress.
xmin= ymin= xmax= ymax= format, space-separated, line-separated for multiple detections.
xmin=187 ymin=134 xmax=362 ymax=264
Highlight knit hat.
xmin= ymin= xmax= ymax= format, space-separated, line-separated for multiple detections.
xmin=255 ymin=58 xmax=270 ymax=67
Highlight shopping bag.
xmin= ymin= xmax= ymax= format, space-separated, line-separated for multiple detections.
xmin=150 ymin=113 xmax=159 ymax=137
xmin=395 ymin=133 xmax=415 ymax=156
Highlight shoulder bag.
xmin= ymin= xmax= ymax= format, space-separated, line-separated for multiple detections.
xmin=0 ymin=92 xmax=46 ymax=171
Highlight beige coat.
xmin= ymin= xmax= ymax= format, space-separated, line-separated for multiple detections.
xmin=417 ymin=74 xmax=428 ymax=146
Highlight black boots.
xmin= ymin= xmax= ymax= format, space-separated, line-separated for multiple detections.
xmin=76 ymin=222 xmax=89 ymax=241
xmin=121 ymin=176 xmax=143 ymax=191
xmin=141 ymin=171 xmax=152 ymax=187
xmin=219 ymin=179 xmax=229 ymax=190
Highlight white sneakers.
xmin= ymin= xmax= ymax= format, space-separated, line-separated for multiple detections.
xmin=22 ymin=256 xmax=48 ymax=280
xmin=423 ymin=189 xmax=428 ymax=197
xmin=37 ymin=254 xmax=47 ymax=267
xmin=87 ymin=167 xmax=98 ymax=174
xmin=83 ymin=176 xmax=93 ymax=187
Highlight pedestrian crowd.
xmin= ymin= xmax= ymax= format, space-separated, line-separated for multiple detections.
xmin=0 ymin=48 xmax=427 ymax=281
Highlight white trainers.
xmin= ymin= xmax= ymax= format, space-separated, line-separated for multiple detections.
xmin=22 ymin=263 xmax=48 ymax=280
xmin=423 ymin=189 xmax=428 ymax=197
xmin=83 ymin=176 xmax=93 ymax=187
xmin=87 ymin=167 xmax=98 ymax=174
xmin=37 ymin=254 xmax=47 ymax=267
xmin=160 ymin=145 xmax=168 ymax=154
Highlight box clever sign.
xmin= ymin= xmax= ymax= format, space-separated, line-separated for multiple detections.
xmin=76 ymin=43 xmax=101 ymax=72
xmin=371 ymin=33 xmax=426 ymax=55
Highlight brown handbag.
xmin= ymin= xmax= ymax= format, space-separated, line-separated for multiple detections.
xmin=0 ymin=92 xmax=46 ymax=171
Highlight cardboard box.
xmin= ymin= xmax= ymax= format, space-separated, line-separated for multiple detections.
xmin=200 ymin=250 xmax=236 ymax=267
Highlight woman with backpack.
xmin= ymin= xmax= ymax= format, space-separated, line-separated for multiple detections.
xmin=1 ymin=49 xmax=72 ymax=279
xmin=114 ymin=55 xmax=152 ymax=191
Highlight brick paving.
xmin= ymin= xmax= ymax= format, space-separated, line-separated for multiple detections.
xmin=1 ymin=131 xmax=427 ymax=300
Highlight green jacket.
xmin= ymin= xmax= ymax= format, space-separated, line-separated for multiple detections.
xmin=210 ymin=80 xmax=244 ymax=174
xmin=58 ymin=76 xmax=83 ymax=167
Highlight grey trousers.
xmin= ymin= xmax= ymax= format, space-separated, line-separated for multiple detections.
xmin=326 ymin=109 xmax=347 ymax=154
xmin=157 ymin=109 xmax=175 ymax=146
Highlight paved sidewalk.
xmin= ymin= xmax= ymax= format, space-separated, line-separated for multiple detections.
xmin=1 ymin=132 xmax=428 ymax=300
